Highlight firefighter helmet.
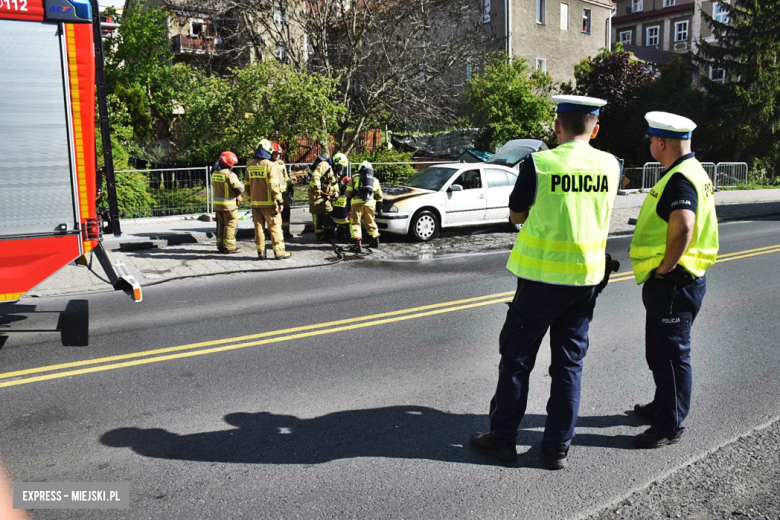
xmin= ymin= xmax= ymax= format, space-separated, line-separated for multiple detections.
xmin=220 ymin=151 xmax=239 ymax=168
xmin=272 ymin=142 xmax=283 ymax=154
xmin=333 ymin=152 xmax=349 ymax=166
xmin=258 ymin=139 xmax=273 ymax=153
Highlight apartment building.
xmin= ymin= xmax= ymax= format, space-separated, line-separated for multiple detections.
xmin=611 ymin=0 xmax=731 ymax=85
xmin=481 ymin=0 xmax=617 ymax=84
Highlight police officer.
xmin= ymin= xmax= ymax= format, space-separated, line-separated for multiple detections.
xmin=308 ymin=152 xmax=341 ymax=240
xmin=346 ymin=160 xmax=383 ymax=252
xmin=470 ymin=95 xmax=621 ymax=470
xmin=630 ymin=112 xmax=719 ymax=449
xmin=272 ymin=143 xmax=295 ymax=239
xmin=246 ymin=139 xmax=291 ymax=260
xmin=211 ymin=151 xmax=244 ymax=254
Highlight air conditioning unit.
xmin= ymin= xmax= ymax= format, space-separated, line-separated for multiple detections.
xmin=674 ymin=41 xmax=688 ymax=50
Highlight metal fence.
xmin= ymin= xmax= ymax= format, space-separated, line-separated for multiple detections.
xmin=115 ymin=160 xmax=750 ymax=219
xmin=115 ymin=166 xmax=210 ymax=219
xmin=715 ymin=162 xmax=749 ymax=188
xmin=618 ymin=161 xmax=748 ymax=192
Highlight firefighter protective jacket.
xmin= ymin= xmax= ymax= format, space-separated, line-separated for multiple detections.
xmin=212 ymin=168 xmax=244 ymax=211
xmin=246 ymin=158 xmax=283 ymax=207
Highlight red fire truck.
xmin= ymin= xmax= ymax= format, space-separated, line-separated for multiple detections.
xmin=0 ymin=0 xmax=141 ymax=302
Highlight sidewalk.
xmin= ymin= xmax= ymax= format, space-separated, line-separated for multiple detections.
xmin=25 ymin=189 xmax=780 ymax=299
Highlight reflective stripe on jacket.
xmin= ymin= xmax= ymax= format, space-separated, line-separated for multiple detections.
xmin=506 ymin=140 xmax=620 ymax=286
xmin=630 ymin=158 xmax=719 ymax=283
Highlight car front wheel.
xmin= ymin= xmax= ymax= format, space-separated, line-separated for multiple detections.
xmin=410 ymin=210 xmax=439 ymax=242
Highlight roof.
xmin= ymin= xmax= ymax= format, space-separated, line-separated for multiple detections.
xmin=621 ymin=44 xmax=696 ymax=69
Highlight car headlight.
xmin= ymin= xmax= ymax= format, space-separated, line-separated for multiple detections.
xmin=387 ymin=205 xmax=399 ymax=213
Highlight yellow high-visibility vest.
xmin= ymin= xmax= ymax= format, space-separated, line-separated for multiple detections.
xmin=630 ymin=158 xmax=719 ymax=284
xmin=506 ymin=140 xmax=620 ymax=286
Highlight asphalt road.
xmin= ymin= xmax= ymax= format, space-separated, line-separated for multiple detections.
xmin=1 ymin=218 xmax=779 ymax=519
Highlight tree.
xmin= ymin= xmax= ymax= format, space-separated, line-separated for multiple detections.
xmin=562 ymin=44 xmax=655 ymax=162
xmin=695 ymin=0 xmax=780 ymax=163
xmin=198 ymin=0 xmax=492 ymax=152
xmin=466 ymin=54 xmax=555 ymax=151
xmin=172 ymin=59 xmax=344 ymax=163
xmin=104 ymin=0 xmax=177 ymax=138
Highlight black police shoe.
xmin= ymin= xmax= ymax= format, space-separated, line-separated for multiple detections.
xmin=634 ymin=401 xmax=656 ymax=422
xmin=633 ymin=427 xmax=683 ymax=449
xmin=469 ymin=432 xmax=517 ymax=462
xmin=541 ymin=445 xmax=569 ymax=470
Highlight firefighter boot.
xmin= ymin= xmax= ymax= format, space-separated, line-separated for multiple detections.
xmin=369 ymin=236 xmax=380 ymax=249
xmin=275 ymin=251 xmax=292 ymax=260
xmin=354 ymin=238 xmax=362 ymax=254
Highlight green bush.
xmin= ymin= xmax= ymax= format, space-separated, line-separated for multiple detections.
xmin=97 ymin=170 xmax=155 ymax=218
xmin=349 ymin=147 xmax=417 ymax=185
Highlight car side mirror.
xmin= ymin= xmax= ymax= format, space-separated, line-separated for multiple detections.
xmin=449 ymin=184 xmax=463 ymax=192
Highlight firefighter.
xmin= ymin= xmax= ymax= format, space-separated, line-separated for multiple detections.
xmin=245 ymin=139 xmax=291 ymax=260
xmin=629 ymin=112 xmax=718 ymax=449
xmin=308 ymin=152 xmax=341 ymax=240
xmin=346 ymin=160 xmax=383 ymax=252
xmin=211 ymin=151 xmax=244 ymax=254
xmin=272 ymin=143 xmax=295 ymax=239
xmin=469 ymin=96 xmax=621 ymax=470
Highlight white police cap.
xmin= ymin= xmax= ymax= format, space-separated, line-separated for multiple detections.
xmin=645 ymin=111 xmax=697 ymax=140
xmin=551 ymin=95 xmax=607 ymax=116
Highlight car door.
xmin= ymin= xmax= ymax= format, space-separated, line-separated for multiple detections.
xmin=484 ymin=167 xmax=516 ymax=222
xmin=444 ymin=168 xmax=487 ymax=224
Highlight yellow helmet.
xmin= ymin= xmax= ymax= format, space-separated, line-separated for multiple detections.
xmin=360 ymin=161 xmax=373 ymax=171
xmin=333 ymin=152 xmax=349 ymax=166
xmin=258 ymin=139 xmax=273 ymax=153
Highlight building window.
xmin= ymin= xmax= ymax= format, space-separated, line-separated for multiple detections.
xmin=710 ymin=66 xmax=726 ymax=83
xmin=619 ymin=30 xmax=632 ymax=44
xmin=537 ymin=0 xmax=546 ymax=24
xmin=275 ymin=43 xmax=286 ymax=61
xmin=664 ymin=0 xmax=675 ymax=6
xmin=646 ymin=25 xmax=659 ymax=46
xmin=535 ymin=58 xmax=547 ymax=73
xmin=674 ymin=21 xmax=689 ymax=42
xmin=190 ymin=19 xmax=205 ymax=37
xmin=714 ymin=1 xmax=730 ymax=24
xmin=560 ymin=3 xmax=568 ymax=30
xmin=632 ymin=0 xmax=643 ymax=12
xmin=482 ymin=0 xmax=491 ymax=23
xmin=582 ymin=8 xmax=591 ymax=34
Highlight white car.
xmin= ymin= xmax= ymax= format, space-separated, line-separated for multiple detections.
xmin=376 ymin=140 xmax=546 ymax=241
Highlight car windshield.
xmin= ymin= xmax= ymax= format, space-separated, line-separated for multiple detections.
xmin=487 ymin=146 xmax=536 ymax=167
xmin=401 ymin=167 xmax=458 ymax=191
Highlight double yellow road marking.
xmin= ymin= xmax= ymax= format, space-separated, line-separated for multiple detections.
xmin=2 ymin=243 xmax=779 ymax=389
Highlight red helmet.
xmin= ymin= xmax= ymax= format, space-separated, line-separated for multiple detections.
xmin=220 ymin=151 xmax=238 ymax=168
xmin=272 ymin=142 xmax=283 ymax=154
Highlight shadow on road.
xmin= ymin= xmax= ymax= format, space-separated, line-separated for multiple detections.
xmin=101 ymin=405 xmax=641 ymax=468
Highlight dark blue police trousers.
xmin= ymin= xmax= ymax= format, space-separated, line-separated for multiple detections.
xmin=642 ymin=273 xmax=706 ymax=437
xmin=489 ymin=278 xmax=597 ymax=450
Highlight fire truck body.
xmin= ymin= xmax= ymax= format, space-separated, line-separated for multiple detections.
xmin=0 ymin=0 xmax=141 ymax=302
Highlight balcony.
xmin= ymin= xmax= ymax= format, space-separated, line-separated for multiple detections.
xmin=172 ymin=34 xmax=216 ymax=54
